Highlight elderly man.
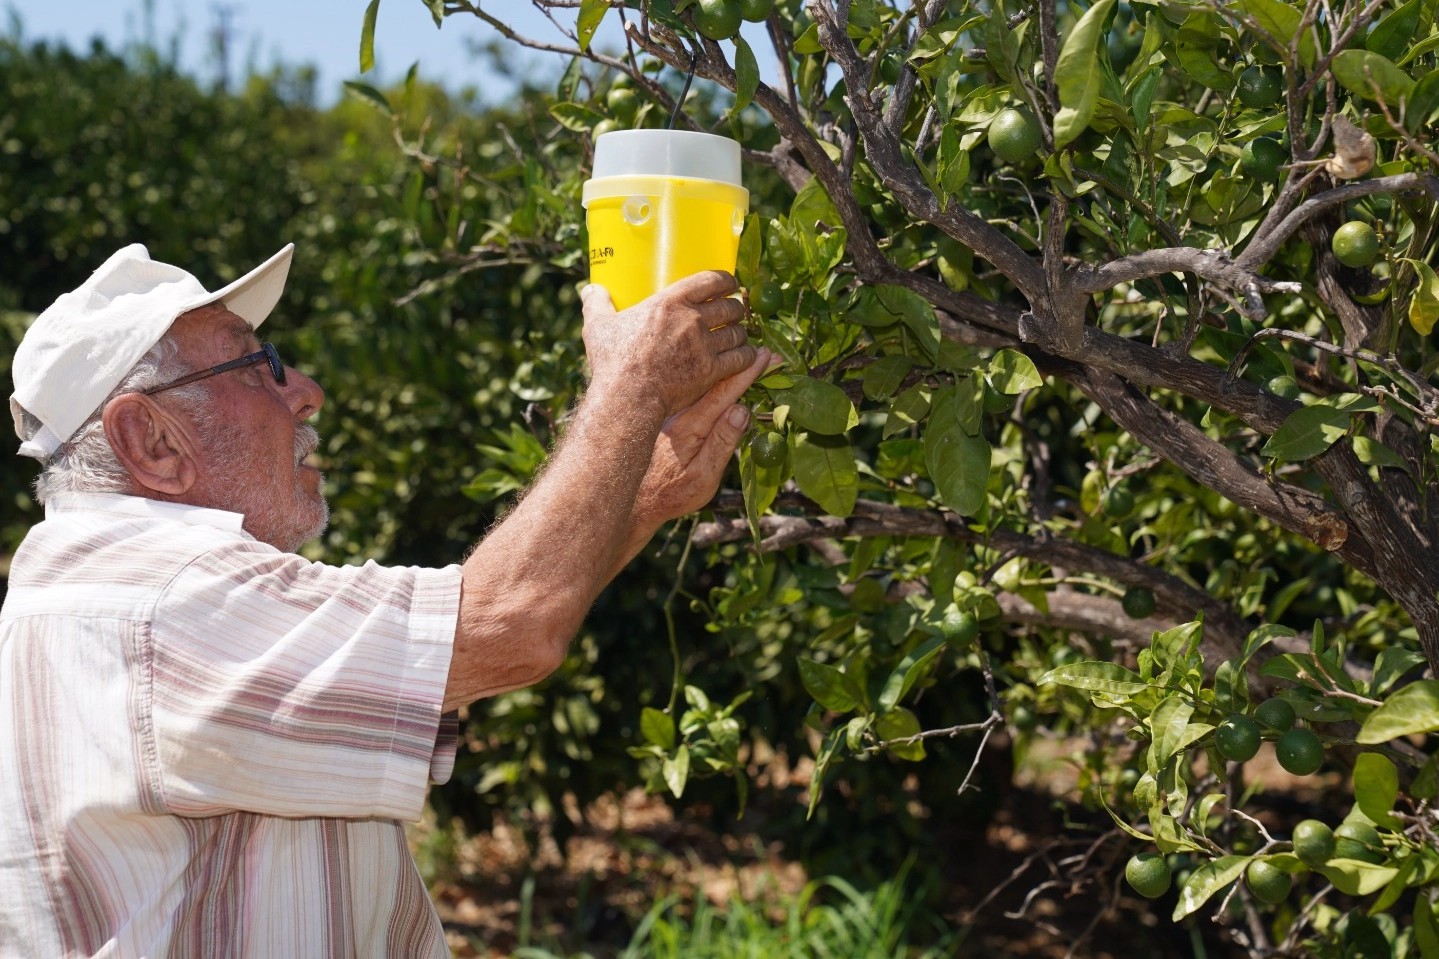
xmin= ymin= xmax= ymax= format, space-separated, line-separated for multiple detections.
xmin=0 ymin=243 xmax=765 ymax=957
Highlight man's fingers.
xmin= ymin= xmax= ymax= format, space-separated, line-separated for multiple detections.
xmin=712 ymin=344 xmax=761 ymax=384
xmin=706 ymin=320 xmax=750 ymax=352
xmin=673 ymin=349 xmax=770 ymax=430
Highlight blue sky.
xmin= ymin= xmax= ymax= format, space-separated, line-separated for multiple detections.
xmin=5 ymin=0 xmax=774 ymax=106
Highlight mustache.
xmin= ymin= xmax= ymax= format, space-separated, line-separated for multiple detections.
xmin=294 ymin=424 xmax=321 ymax=467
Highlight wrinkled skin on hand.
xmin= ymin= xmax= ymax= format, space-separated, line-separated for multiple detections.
xmin=580 ymin=271 xmax=758 ymax=420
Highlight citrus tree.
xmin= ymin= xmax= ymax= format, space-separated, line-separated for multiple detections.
xmin=364 ymin=0 xmax=1439 ymax=951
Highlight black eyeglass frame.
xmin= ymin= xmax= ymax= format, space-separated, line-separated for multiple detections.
xmin=141 ymin=342 xmax=286 ymax=396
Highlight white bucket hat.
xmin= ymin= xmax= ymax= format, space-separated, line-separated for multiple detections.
xmin=9 ymin=242 xmax=295 ymax=459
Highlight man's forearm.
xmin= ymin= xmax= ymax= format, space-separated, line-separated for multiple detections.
xmin=445 ymin=379 xmax=665 ymax=709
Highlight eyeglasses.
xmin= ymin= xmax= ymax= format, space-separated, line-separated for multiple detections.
xmin=141 ymin=342 xmax=286 ymax=396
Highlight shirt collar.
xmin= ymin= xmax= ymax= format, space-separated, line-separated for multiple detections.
xmin=43 ymin=492 xmax=249 ymax=533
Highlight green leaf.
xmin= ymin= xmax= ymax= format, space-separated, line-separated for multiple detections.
xmin=663 ymin=745 xmax=690 ymax=798
xmin=360 ymin=0 xmax=381 ymax=73
xmin=1402 ymin=258 xmax=1439 ymax=336
xmin=1332 ymin=50 xmax=1416 ymax=107
xmin=1371 ymin=647 xmax=1426 ymax=697
xmin=1053 ymin=0 xmax=1115 ymax=148
xmin=1416 ymin=893 xmax=1439 ymax=959
xmin=987 ymin=349 xmax=1043 ymax=394
xmin=878 ymin=636 xmax=947 ymax=712
xmin=1173 ymin=856 xmax=1249 ymax=920
xmin=577 ymin=0 xmax=609 ymax=52
xmin=792 ymin=431 xmax=858 ymax=517
xmin=732 ymin=35 xmax=759 ymax=113
xmin=798 ymin=657 xmax=865 ymax=713
xmin=736 ymin=213 xmax=762 ymax=288
xmin=1408 ymin=71 xmax=1439 ymax=133
xmin=924 ymin=389 xmax=991 ymax=516
xmin=1354 ymin=752 xmax=1403 ymax=829
xmin=875 ymin=285 xmax=941 ymax=361
xmin=1366 ymin=0 xmax=1422 ymax=60
xmin=1215 ymin=659 xmax=1249 ymax=714
xmin=549 ymin=101 xmax=606 ymax=132
xmin=1357 ymin=680 xmax=1439 ymax=743
xmin=1148 ymin=695 xmax=1195 ymax=771
xmin=641 ymin=707 xmax=676 ymax=750
xmin=1039 ymin=661 xmax=1150 ymax=696
xmin=739 ymin=441 xmax=782 ymax=540
xmin=875 ymin=707 xmax=925 ymax=760
xmin=1261 ymin=404 xmax=1352 ymax=461
xmin=775 ymin=377 xmax=858 ymax=435
xmin=343 ymin=80 xmax=392 ymax=116
xmin=1316 ymin=860 xmax=1399 ymax=896
xmin=1234 ymin=0 xmax=1316 ymax=69
xmin=861 ymin=356 xmax=912 ymax=401
xmin=884 ymin=383 xmax=931 ymax=438
xmin=1352 ymin=435 xmax=1406 ymax=469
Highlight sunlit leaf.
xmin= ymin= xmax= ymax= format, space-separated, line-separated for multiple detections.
xmin=1053 ymin=0 xmax=1115 ymax=147
xmin=1357 ymin=680 xmax=1439 ymax=743
xmin=577 ymin=0 xmax=609 ymax=51
xmin=1173 ymin=856 xmax=1249 ymax=921
xmin=792 ymin=431 xmax=858 ymax=516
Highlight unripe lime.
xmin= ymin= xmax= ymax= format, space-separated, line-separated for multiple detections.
xmin=1292 ymin=819 xmax=1335 ymax=867
xmin=1334 ymin=822 xmax=1385 ymax=864
xmin=1267 ymin=374 xmax=1300 ymax=400
xmin=939 ymin=606 xmax=979 ymax=646
xmin=749 ymin=430 xmax=786 ymax=468
xmin=1125 ymin=852 xmax=1171 ymax=899
xmin=1215 ymin=715 xmax=1262 ymax=762
xmin=738 ymin=0 xmax=774 ymax=21
xmin=1332 ymin=221 xmax=1380 ymax=268
xmin=987 ymin=108 xmax=1042 ymax=165
xmin=751 ymin=280 xmax=783 ymax=315
xmin=1101 ymin=484 xmax=1135 ymax=519
xmin=693 ymin=0 xmax=742 ymax=40
xmin=1236 ymin=65 xmax=1282 ymax=108
xmin=1245 ymin=860 xmax=1292 ymax=904
xmin=1240 ymin=136 xmax=1288 ymax=180
xmin=1275 ymin=728 xmax=1324 ymax=776
xmin=1011 ymin=704 xmax=1038 ymax=733
xmin=1253 ymin=697 xmax=1296 ymax=732
xmin=606 ymin=85 xmax=639 ymax=122
xmin=1121 ymin=587 xmax=1156 ymax=619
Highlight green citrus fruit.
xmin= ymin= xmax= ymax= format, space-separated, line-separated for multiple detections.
xmin=693 ymin=0 xmax=742 ymax=40
xmin=1215 ymin=715 xmax=1262 ymax=762
xmin=749 ymin=430 xmax=786 ymax=468
xmin=592 ymin=118 xmax=620 ymax=140
xmin=987 ymin=108 xmax=1042 ymax=165
xmin=1121 ymin=587 xmax=1156 ymax=619
xmin=1236 ymin=65 xmax=1283 ymax=108
xmin=751 ymin=280 xmax=783 ymax=315
xmin=939 ymin=606 xmax=980 ymax=646
xmin=606 ymin=85 xmax=639 ymax=122
xmin=1292 ymin=819 xmax=1336 ymax=868
xmin=1332 ymin=221 xmax=1380 ymax=268
xmin=1267 ymin=374 xmax=1300 ymax=400
xmin=738 ymin=0 xmax=775 ymax=21
xmin=1334 ymin=822 xmax=1385 ymax=864
xmin=878 ymin=53 xmax=903 ymax=85
xmin=1275 ymin=728 xmax=1324 ymax=776
xmin=1254 ymin=697 xmax=1296 ymax=732
xmin=1126 ymin=852 xmax=1172 ymax=899
xmin=1011 ymin=704 xmax=1039 ymax=733
xmin=1102 ymin=484 xmax=1135 ymax=519
xmin=1245 ymin=860 xmax=1293 ymax=904
xmin=1240 ymin=136 xmax=1288 ymax=180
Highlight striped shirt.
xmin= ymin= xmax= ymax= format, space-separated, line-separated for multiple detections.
xmin=0 ymin=493 xmax=463 ymax=958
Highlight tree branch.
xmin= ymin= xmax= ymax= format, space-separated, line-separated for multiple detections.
xmin=1235 ymin=173 xmax=1439 ymax=271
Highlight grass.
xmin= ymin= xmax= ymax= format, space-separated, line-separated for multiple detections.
xmin=505 ymin=857 xmax=960 ymax=959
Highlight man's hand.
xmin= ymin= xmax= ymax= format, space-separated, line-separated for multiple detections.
xmin=635 ymin=348 xmax=773 ymax=528
xmin=581 ymin=272 xmax=757 ymax=419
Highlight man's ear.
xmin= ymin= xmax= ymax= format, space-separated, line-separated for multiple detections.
xmin=101 ymin=394 xmax=198 ymax=496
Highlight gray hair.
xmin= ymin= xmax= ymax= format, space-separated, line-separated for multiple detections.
xmin=20 ymin=334 xmax=202 ymax=504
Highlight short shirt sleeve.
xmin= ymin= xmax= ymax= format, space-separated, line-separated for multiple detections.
xmin=144 ymin=540 xmax=462 ymax=821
